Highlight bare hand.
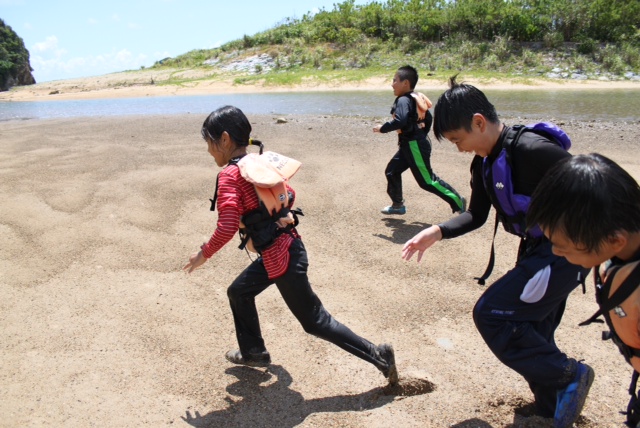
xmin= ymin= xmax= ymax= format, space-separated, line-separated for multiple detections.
xmin=183 ymin=248 xmax=207 ymax=274
xmin=373 ymin=124 xmax=382 ymax=133
xmin=401 ymin=226 xmax=442 ymax=262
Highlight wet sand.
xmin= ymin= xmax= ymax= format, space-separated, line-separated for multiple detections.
xmin=1 ymin=110 xmax=639 ymax=427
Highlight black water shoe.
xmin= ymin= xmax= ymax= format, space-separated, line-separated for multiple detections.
xmin=225 ymin=349 xmax=271 ymax=368
xmin=377 ymin=343 xmax=399 ymax=385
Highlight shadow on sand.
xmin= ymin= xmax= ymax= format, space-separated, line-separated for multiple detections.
xmin=374 ymin=218 xmax=431 ymax=244
xmin=182 ymin=365 xmax=395 ymax=428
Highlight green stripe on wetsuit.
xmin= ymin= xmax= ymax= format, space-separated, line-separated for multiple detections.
xmin=408 ymin=140 xmax=463 ymax=209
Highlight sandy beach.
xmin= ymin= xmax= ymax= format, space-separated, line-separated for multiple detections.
xmin=2 ymin=75 xmax=640 ymax=427
xmin=2 ymin=68 xmax=640 ymax=102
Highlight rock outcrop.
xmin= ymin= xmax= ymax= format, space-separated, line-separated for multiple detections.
xmin=0 ymin=19 xmax=36 ymax=91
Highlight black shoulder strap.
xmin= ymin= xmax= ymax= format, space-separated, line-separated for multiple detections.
xmin=579 ymin=265 xmax=621 ymax=326
xmin=209 ymin=157 xmax=243 ymax=212
xmin=579 ymin=263 xmax=640 ymax=326
xmin=474 ymin=215 xmax=499 ymax=285
xmin=402 ymin=93 xmax=421 ymax=128
xmin=626 ymin=371 xmax=640 ymax=425
xmin=503 ymin=125 xmax=527 ymax=161
xmin=602 ymin=263 xmax=640 ymax=311
xmin=474 ymin=126 xmax=527 ymax=285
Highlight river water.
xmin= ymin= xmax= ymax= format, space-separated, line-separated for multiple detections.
xmin=1 ymin=88 xmax=639 ymax=122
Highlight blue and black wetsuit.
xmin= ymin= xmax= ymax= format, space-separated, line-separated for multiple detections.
xmin=438 ymin=125 xmax=589 ymax=418
xmin=380 ymin=93 xmax=465 ymax=213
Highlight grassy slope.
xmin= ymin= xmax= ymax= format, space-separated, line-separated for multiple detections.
xmin=143 ymin=35 xmax=640 ymax=90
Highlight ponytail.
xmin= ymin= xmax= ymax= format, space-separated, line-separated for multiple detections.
xmin=248 ymin=138 xmax=264 ymax=154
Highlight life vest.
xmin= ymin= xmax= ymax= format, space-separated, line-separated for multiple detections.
xmin=483 ymin=123 xmax=571 ymax=238
xmin=475 ymin=122 xmax=571 ymax=285
xmin=580 ymin=262 xmax=640 ymax=426
xmin=209 ymin=151 xmax=303 ymax=254
xmin=395 ymin=91 xmax=433 ymax=134
xmin=236 ymin=151 xmax=302 ymax=253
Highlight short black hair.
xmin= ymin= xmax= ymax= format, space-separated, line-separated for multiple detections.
xmin=527 ymin=153 xmax=640 ymax=252
xmin=433 ymin=75 xmax=499 ymax=141
xmin=396 ymin=65 xmax=418 ymax=90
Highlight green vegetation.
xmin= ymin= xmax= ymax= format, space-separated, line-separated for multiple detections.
xmin=151 ymin=0 xmax=640 ymax=85
xmin=0 ymin=18 xmax=35 ymax=90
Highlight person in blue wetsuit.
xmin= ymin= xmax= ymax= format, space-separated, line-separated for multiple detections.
xmin=373 ymin=65 xmax=465 ymax=216
xmin=401 ymin=76 xmax=592 ymax=428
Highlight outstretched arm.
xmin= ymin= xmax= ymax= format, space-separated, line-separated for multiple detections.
xmin=402 ymin=225 xmax=443 ymax=262
xmin=183 ymin=169 xmax=242 ymax=274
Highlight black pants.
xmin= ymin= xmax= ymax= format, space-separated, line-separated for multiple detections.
xmin=227 ymin=239 xmax=386 ymax=370
xmin=385 ymin=137 xmax=464 ymax=212
xmin=472 ymin=241 xmax=590 ymax=417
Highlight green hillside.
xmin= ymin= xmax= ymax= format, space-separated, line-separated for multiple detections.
xmin=150 ymin=0 xmax=640 ymax=86
xmin=0 ymin=18 xmax=35 ymax=91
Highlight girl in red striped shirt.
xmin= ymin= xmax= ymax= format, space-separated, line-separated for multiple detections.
xmin=183 ymin=105 xmax=397 ymax=384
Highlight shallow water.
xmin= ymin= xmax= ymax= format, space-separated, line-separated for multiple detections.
xmin=1 ymin=88 xmax=639 ymax=122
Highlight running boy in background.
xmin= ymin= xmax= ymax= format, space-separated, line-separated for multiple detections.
xmin=373 ymin=65 xmax=465 ymax=215
xmin=183 ymin=105 xmax=398 ymax=385
xmin=401 ymin=76 xmax=591 ymax=427
xmin=527 ymin=153 xmax=640 ymax=426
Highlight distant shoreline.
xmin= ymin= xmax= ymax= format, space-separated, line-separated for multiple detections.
xmin=2 ymin=69 xmax=640 ymax=102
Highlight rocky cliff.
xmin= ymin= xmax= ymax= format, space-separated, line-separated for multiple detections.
xmin=0 ymin=19 xmax=36 ymax=91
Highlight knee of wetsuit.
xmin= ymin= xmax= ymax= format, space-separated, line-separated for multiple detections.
xmin=299 ymin=307 xmax=333 ymax=337
xmin=472 ymin=297 xmax=518 ymax=353
xmin=472 ymin=296 xmax=487 ymax=329
xmin=227 ymin=283 xmax=243 ymax=304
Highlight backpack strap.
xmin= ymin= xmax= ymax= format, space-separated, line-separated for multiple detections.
xmin=209 ymin=172 xmax=221 ymax=212
xmin=474 ymin=215 xmax=499 ymax=285
xmin=475 ymin=125 xmax=529 ymax=285
xmin=580 ymin=263 xmax=640 ymax=365
xmin=579 ymin=265 xmax=622 ymax=326
xmin=397 ymin=93 xmax=431 ymax=134
xmin=209 ymin=156 xmax=244 ymax=212
xmin=602 ymin=264 xmax=640 ymax=312
xmin=625 ymin=371 xmax=640 ymax=426
xmin=502 ymin=125 xmax=528 ymax=162
xmin=583 ymin=263 xmax=640 ymax=322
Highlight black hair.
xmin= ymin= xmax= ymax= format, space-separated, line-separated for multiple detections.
xmin=527 ymin=153 xmax=640 ymax=252
xmin=396 ymin=65 xmax=418 ymax=90
xmin=201 ymin=105 xmax=264 ymax=151
xmin=433 ymin=75 xmax=499 ymax=141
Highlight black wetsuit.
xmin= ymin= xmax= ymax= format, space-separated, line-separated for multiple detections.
xmin=438 ymin=125 xmax=589 ymax=417
xmin=379 ymin=93 xmax=464 ymax=212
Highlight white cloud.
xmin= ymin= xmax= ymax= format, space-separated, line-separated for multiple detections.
xmin=32 ymin=36 xmax=60 ymax=53
xmin=114 ymin=49 xmax=133 ymax=62
xmin=112 ymin=14 xmax=120 ymax=22
xmin=127 ymin=22 xmax=141 ymax=30
xmin=87 ymin=18 xmax=98 ymax=25
xmin=31 ymin=48 xmax=153 ymax=82
xmin=24 ymin=22 xmax=32 ymax=30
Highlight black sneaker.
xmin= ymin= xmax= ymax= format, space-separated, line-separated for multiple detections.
xmin=377 ymin=343 xmax=399 ymax=385
xmin=225 ymin=349 xmax=271 ymax=368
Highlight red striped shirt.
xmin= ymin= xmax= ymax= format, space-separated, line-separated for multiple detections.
xmin=201 ymin=164 xmax=296 ymax=279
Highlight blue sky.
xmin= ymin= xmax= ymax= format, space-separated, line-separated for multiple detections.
xmin=2 ymin=0 xmax=370 ymax=83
